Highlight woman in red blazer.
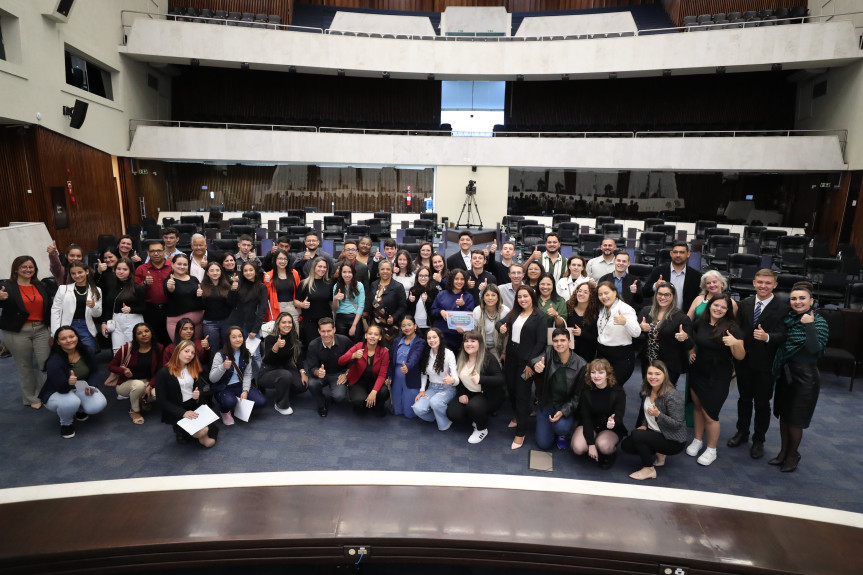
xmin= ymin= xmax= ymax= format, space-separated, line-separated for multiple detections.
xmin=338 ymin=324 xmax=390 ymax=416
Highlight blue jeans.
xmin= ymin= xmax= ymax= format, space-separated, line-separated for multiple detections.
xmin=214 ymin=384 xmax=267 ymax=414
xmin=412 ymin=383 xmax=456 ymax=430
xmin=45 ymin=388 xmax=108 ymax=426
xmin=71 ymin=319 xmax=96 ymax=354
xmin=535 ymin=406 xmax=575 ymax=450
xmin=202 ymin=319 xmax=231 ymax=353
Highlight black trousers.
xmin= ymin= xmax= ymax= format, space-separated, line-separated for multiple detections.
xmin=596 ymin=344 xmax=635 ymax=386
xmin=447 ymin=389 xmax=504 ymax=431
xmin=348 ymin=379 xmax=390 ymax=416
xmin=335 ymin=313 xmax=364 ymax=341
xmin=735 ymin=366 xmax=774 ymax=442
xmin=258 ymin=366 xmax=306 ymax=409
xmin=621 ymin=429 xmax=685 ymax=467
xmin=144 ymin=305 xmax=171 ymax=346
xmin=504 ymin=346 xmax=532 ymax=437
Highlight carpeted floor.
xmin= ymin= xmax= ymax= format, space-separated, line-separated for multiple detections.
xmin=1 ymin=352 xmax=861 ymax=514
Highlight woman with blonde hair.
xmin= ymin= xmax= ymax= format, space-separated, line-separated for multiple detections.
xmin=154 ymin=340 xmax=217 ymax=447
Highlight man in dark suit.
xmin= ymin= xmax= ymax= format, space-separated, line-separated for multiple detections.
xmin=599 ymin=251 xmax=643 ymax=309
xmin=728 ymin=269 xmax=788 ymax=459
xmin=641 ymin=241 xmax=702 ymax=312
xmin=447 ymin=230 xmax=475 ymax=271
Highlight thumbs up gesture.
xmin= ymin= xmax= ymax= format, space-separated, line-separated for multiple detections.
xmin=317 ymin=364 xmax=327 ymax=378
xmin=166 ymin=276 xmax=176 ymax=292
xmin=640 ymin=316 xmax=651 ymax=332
xmin=131 ymin=251 xmax=142 ymax=263
xmin=534 ymin=357 xmax=546 ymax=374
xmin=570 ymin=324 xmax=581 ymax=337
xmin=606 ymin=413 xmax=616 ymax=429
xmin=421 ymin=292 xmax=428 ymax=302
xmin=201 ymin=335 xmax=210 ymax=350
xmin=351 ymin=348 xmax=363 ymax=360
xmin=196 ymin=284 xmax=203 ymax=297
xmin=68 ymin=369 xmax=77 ymax=386
xmin=303 ymin=297 xmax=311 ymax=309
xmin=222 ymin=357 xmax=232 ymax=370
xmin=303 ymin=249 xmax=312 ymax=261
xmin=489 ymin=241 xmax=497 ymax=254
xmin=674 ymin=323 xmax=688 ymax=341
xmin=409 ymin=292 xmax=416 ymax=302
xmin=334 ymin=289 xmax=345 ymax=301
xmin=753 ymin=323 xmax=768 ymax=340
xmin=467 ymin=277 xmax=476 ymax=289
xmin=121 ymin=303 xmax=131 ymax=314
xmin=0 ymin=286 xmax=7 ymax=300
xmin=144 ymin=271 xmax=153 ymax=285
xmin=456 ymin=294 xmax=465 ymax=307
xmin=97 ymin=259 xmax=107 ymax=273
xmin=613 ymin=310 xmax=627 ymax=325
xmin=653 ymin=274 xmax=664 ymax=290
xmin=630 ymin=279 xmax=638 ymax=294
xmin=588 ymin=274 xmax=596 ymax=287
xmin=479 ymin=278 xmax=488 ymax=292
xmin=231 ymin=275 xmax=239 ymax=290
xmin=400 ymin=361 xmax=408 ymax=374
xmin=86 ymin=297 xmax=95 ymax=308
xmin=274 ymin=334 xmax=286 ymax=352
xmin=800 ymin=310 xmax=815 ymax=324
xmin=722 ymin=329 xmax=739 ymax=347
xmin=442 ymin=370 xmax=455 ymax=385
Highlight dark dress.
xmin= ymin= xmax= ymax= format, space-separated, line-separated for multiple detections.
xmin=689 ymin=322 xmax=743 ymax=421
xmin=636 ymin=308 xmax=694 ymax=385
xmin=566 ymin=310 xmax=597 ymax=363
xmin=578 ymin=385 xmax=627 ymax=444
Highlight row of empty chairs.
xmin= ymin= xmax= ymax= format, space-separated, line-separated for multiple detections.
xmin=682 ymin=6 xmax=807 ymax=30
xmin=168 ymin=7 xmax=282 ymax=29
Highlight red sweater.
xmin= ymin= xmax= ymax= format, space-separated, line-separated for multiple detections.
xmin=338 ymin=343 xmax=390 ymax=392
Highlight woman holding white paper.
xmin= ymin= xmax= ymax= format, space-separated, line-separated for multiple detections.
xmin=209 ymin=326 xmax=266 ymax=425
xmin=40 ymin=326 xmax=107 ymax=439
xmin=155 ymin=340 xmax=217 ymax=447
xmin=431 ymin=269 xmax=474 ymax=351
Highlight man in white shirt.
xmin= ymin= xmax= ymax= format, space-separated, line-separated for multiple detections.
xmin=446 ymin=230 xmax=475 ymax=271
xmin=498 ymin=264 xmax=525 ymax=310
xmin=527 ymin=233 xmax=566 ymax=282
xmin=586 ymin=237 xmax=617 ymax=280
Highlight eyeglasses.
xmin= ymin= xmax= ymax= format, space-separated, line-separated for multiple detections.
xmin=148 ymin=249 xmax=164 ymax=254
xmin=656 ymin=292 xmax=673 ymax=298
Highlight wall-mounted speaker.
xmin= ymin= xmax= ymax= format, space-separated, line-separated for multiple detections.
xmin=43 ymin=0 xmax=76 ymax=23
xmin=62 ymin=99 xmax=88 ymax=129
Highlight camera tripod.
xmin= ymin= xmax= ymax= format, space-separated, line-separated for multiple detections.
xmin=457 ymin=193 xmax=483 ymax=229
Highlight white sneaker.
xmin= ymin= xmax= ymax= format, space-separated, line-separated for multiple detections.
xmin=221 ymin=412 xmax=235 ymax=426
xmin=274 ymin=405 xmax=293 ymax=415
xmin=116 ymin=394 xmax=129 ymax=400
xmin=686 ymin=438 xmax=703 ymax=457
xmin=468 ymin=428 xmax=488 ymax=444
xmin=697 ymin=447 xmax=718 ymax=466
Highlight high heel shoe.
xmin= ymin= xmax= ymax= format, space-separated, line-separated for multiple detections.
xmin=768 ymin=454 xmax=786 ymax=466
xmin=780 ymin=453 xmax=801 ymax=473
xmin=511 ymin=436 xmax=524 ymax=450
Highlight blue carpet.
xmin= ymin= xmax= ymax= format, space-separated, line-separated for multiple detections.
xmin=1 ymin=352 xmax=861 ymax=514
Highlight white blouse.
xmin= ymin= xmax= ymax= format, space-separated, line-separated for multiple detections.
xmin=178 ymin=367 xmax=195 ymax=402
xmin=556 ymin=275 xmax=590 ymax=303
xmin=644 ymin=396 xmax=661 ymax=432
xmin=596 ymin=299 xmax=641 ymax=346
xmin=512 ymin=313 xmax=528 ymax=344
xmin=420 ymin=348 xmax=459 ymax=391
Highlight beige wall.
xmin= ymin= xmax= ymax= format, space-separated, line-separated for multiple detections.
xmin=435 ymin=166 xmax=508 ymax=230
xmin=0 ymin=0 xmax=171 ymax=156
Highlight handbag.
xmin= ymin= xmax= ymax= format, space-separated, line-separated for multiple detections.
xmin=103 ymin=344 xmax=131 ymax=387
xmin=548 ymin=320 xmax=576 ymax=350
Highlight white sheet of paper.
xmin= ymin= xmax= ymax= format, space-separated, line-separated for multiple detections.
xmin=245 ymin=335 xmax=261 ymax=355
xmin=176 ymin=404 xmax=219 ymax=436
xmin=233 ymin=397 xmax=254 ymax=422
xmin=74 ymin=380 xmax=89 ymax=394
xmin=446 ymin=310 xmax=475 ymax=331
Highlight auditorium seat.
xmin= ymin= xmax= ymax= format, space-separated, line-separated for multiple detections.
xmin=227 ymin=11 xmax=241 ymax=26
xmin=638 ymin=232 xmax=665 ymax=264
xmin=776 ymin=235 xmax=808 ymax=273
xmin=775 ymin=273 xmax=808 ymax=302
xmin=413 ymin=219 xmax=436 ymax=242
xmin=558 ymin=222 xmax=579 ymax=246
xmin=242 ymin=212 xmax=263 ymax=226
xmin=595 ymin=216 xmax=615 ymax=230
xmin=278 ymin=216 xmax=301 ymax=231
xmin=652 ymin=224 xmax=676 ymax=246
xmin=334 ymin=210 xmax=352 ymax=226
xmin=704 ymin=235 xmax=738 ymax=270
xmin=552 ymin=214 xmax=571 ymax=229
xmin=287 ymin=209 xmax=307 ymax=223
xmin=520 ymin=225 xmax=547 ymax=253
xmin=289 ymin=225 xmax=312 ymax=238
xmin=694 ymin=220 xmax=717 ymax=239
xmin=819 ymin=309 xmax=857 ymax=391
xmin=345 ymin=225 xmax=370 ymax=243
xmin=403 ymin=228 xmax=427 ymax=244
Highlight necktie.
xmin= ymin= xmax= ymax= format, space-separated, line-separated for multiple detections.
xmin=753 ymin=301 xmax=762 ymax=327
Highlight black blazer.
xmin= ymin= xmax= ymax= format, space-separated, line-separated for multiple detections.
xmin=599 ymin=272 xmax=644 ymax=308
xmin=0 ymin=280 xmax=54 ymax=332
xmin=365 ymin=280 xmax=407 ymax=325
xmin=734 ymin=296 xmax=789 ymax=371
xmin=454 ymin=355 xmax=505 ymax=411
xmin=446 ymin=251 xmax=471 ymax=272
xmin=154 ymin=366 xmax=207 ymax=424
xmin=406 ymin=283 xmax=439 ymax=321
xmin=636 ymin=308 xmax=694 ymax=377
xmin=641 ymin=264 xmax=702 ymax=312
xmin=498 ymin=310 xmax=547 ymax=365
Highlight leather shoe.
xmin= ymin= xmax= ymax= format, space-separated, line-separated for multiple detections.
xmin=780 ymin=453 xmax=801 ymax=473
xmin=750 ymin=441 xmax=764 ymax=459
xmin=318 ymin=407 xmax=328 ymax=417
xmin=726 ymin=432 xmax=749 ymax=448
xmin=768 ymin=455 xmax=785 ymax=466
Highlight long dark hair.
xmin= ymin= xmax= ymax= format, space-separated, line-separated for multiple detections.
xmin=272 ymin=311 xmax=300 ymax=366
xmin=68 ymin=261 xmax=100 ymax=301
xmin=202 ymin=261 xmax=229 ymax=298
xmin=419 ymin=327 xmax=448 ymax=375
xmin=537 ymin=273 xmax=562 ymax=303
xmin=413 ymin=242 xmax=434 ymax=267
xmin=566 ymin=282 xmax=599 ymax=327
xmin=395 ymin=249 xmax=414 ymax=276
xmin=334 ymin=261 xmax=360 ymax=299
xmin=172 ymin=318 xmax=197 ymax=345
xmin=699 ymin=293 xmax=738 ymax=340
xmin=220 ymin=325 xmax=251 ymax=365
xmin=238 ymin=261 xmax=263 ymax=303
xmin=409 ymin=265 xmax=436 ymax=299
xmin=131 ymin=322 xmax=154 ymax=352
xmin=46 ymin=325 xmax=96 ymax=374
xmin=446 ymin=269 xmax=468 ymax=294
xmin=503 ymin=285 xmax=538 ymax=325
xmin=113 ymin=258 xmax=138 ymax=304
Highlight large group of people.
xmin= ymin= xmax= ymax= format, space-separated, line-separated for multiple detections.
xmin=0 ymin=227 xmax=830 ymax=477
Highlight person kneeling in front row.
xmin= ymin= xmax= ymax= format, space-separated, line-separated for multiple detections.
xmin=531 ymin=327 xmax=586 ymax=451
xmin=621 ymin=360 xmax=686 ymax=480
xmin=154 ymin=340 xmax=217 ymax=447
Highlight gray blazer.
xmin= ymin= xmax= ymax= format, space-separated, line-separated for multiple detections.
xmin=635 ymin=389 xmax=687 ymax=444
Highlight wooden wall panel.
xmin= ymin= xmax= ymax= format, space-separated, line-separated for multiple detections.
xmin=170 ymin=0 xmax=293 ymax=24
xmin=849 ymin=172 xmax=863 ymax=256
xmin=167 ymin=163 xmax=433 ymax=213
xmin=0 ymin=127 xmax=46 ymax=232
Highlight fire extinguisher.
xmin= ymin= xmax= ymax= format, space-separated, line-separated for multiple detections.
xmin=406 ymin=185 xmax=412 ymax=207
